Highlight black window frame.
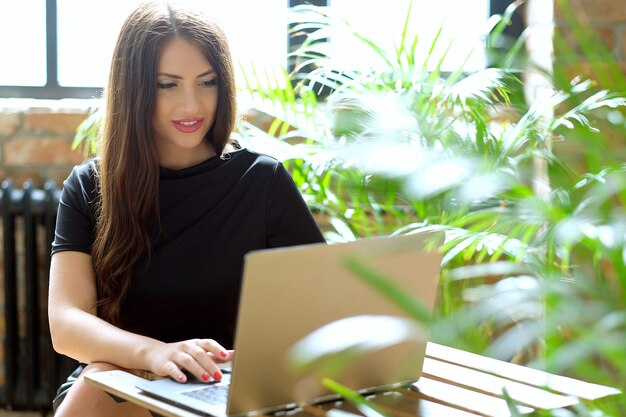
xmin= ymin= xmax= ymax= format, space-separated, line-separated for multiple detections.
xmin=0 ymin=0 xmax=523 ymax=100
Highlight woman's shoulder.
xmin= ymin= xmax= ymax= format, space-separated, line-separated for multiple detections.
xmin=63 ymin=158 xmax=99 ymax=196
xmin=231 ymin=147 xmax=281 ymax=170
xmin=70 ymin=158 xmax=98 ymax=175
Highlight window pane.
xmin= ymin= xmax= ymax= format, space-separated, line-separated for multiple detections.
xmin=211 ymin=0 xmax=288 ymax=76
xmin=0 ymin=0 xmax=47 ymax=86
xmin=57 ymin=0 xmax=145 ymax=87
xmin=328 ymin=0 xmax=489 ymax=72
xmin=57 ymin=0 xmax=287 ymax=88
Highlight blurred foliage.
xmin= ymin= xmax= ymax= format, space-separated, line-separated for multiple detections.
xmin=236 ymin=1 xmax=626 ymax=415
xmin=72 ymin=106 xmax=100 ymax=157
xmin=551 ymin=0 xmax=626 ymax=182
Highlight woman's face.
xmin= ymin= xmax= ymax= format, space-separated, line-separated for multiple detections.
xmin=152 ymin=37 xmax=219 ymax=169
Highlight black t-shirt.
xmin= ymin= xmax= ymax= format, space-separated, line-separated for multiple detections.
xmin=51 ymin=149 xmax=325 ymax=347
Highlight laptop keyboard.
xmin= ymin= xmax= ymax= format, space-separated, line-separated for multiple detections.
xmin=182 ymin=384 xmax=229 ymax=405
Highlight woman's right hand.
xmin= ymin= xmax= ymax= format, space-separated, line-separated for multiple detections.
xmin=146 ymin=338 xmax=234 ymax=383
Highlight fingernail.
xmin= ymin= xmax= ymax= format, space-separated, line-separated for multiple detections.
xmin=213 ymin=371 xmax=222 ymax=381
xmin=202 ymin=373 xmax=210 ymax=382
xmin=178 ymin=374 xmax=186 ymax=383
xmin=220 ymin=351 xmax=228 ymax=358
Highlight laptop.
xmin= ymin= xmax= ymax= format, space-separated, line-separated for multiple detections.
xmin=136 ymin=231 xmax=443 ymax=416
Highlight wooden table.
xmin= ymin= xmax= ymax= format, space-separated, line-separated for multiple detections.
xmin=85 ymin=342 xmax=620 ymax=417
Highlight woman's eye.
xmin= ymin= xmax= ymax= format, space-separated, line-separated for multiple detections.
xmin=157 ymin=82 xmax=176 ymax=89
xmin=200 ymin=79 xmax=218 ymax=88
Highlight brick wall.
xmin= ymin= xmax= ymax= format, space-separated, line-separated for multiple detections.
xmin=0 ymin=100 xmax=89 ymax=188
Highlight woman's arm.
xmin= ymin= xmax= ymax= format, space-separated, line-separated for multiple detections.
xmin=48 ymin=251 xmax=232 ymax=383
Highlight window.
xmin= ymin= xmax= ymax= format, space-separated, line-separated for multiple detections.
xmin=327 ymin=0 xmax=489 ymax=72
xmin=0 ymin=0 xmax=517 ymax=99
xmin=56 ymin=0 xmax=143 ymax=88
xmin=55 ymin=0 xmax=287 ymax=88
xmin=0 ymin=0 xmax=47 ymax=86
xmin=0 ymin=0 xmax=288 ymax=98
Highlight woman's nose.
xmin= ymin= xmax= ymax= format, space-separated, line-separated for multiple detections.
xmin=180 ymin=89 xmax=199 ymax=113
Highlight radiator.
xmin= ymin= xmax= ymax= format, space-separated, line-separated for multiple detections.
xmin=0 ymin=180 xmax=76 ymax=412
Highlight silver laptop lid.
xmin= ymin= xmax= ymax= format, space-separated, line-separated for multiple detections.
xmin=228 ymin=232 xmax=443 ymax=415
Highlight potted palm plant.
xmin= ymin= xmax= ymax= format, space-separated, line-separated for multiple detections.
xmin=235 ymin=1 xmax=626 ymax=415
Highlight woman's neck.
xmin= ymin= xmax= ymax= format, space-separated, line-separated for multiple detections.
xmin=158 ymin=141 xmax=217 ymax=170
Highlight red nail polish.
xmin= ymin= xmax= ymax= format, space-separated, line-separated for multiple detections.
xmin=213 ymin=371 xmax=222 ymax=381
xmin=220 ymin=351 xmax=228 ymax=358
xmin=202 ymin=373 xmax=210 ymax=382
xmin=178 ymin=374 xmax=185 ymax=383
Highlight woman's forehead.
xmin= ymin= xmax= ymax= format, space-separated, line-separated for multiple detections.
xmin=156 ymin=38 xmax=214 ymax=76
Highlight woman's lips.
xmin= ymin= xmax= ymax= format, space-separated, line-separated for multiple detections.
xmin=172 ymin=117 xmax=204 ymax=133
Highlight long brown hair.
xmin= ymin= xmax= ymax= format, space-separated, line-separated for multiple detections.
xmin=93 ymin=1 xmax=237 ymax=324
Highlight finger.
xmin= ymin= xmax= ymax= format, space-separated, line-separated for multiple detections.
xmin=174 ymin=351 xmax=213 ymax=382
xmin=179 ymin=342 xmax=223 ymax=382
xmin=209 ymin=349 xmax=235 ymax=364
xmin=164 ymin=361 xmax=187 ymax=384
xmin=195 ymin=339 xmax=230 ymax=361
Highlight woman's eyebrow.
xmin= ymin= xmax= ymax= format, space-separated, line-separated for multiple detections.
xmin=156 ymin=69 xmax=216 ymax=79
xmin=196 ymin=69 xmax=215 ymax=78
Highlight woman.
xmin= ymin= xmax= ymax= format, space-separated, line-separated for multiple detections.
xmin=48 ymin=2 xmax=325 ymax=416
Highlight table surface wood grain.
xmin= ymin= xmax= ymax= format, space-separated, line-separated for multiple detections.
xmin=86 ymin=342 xmax=621 ymax=417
